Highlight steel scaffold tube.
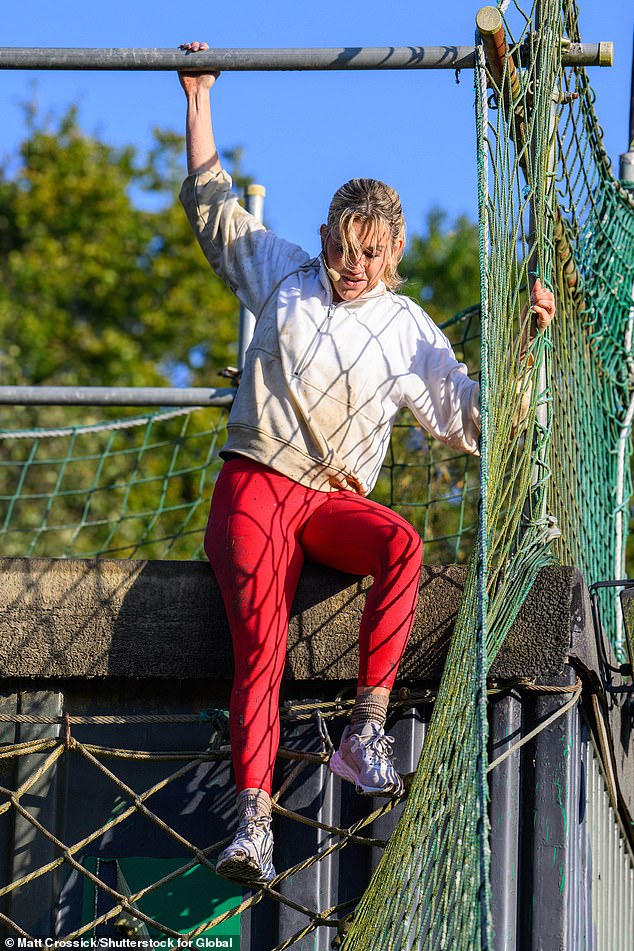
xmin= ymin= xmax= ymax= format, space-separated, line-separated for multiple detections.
xmin=0 ymin=44 xmax=613 ymax=71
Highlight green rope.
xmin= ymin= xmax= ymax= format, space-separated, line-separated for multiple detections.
xmin=341 ymin=0 xmax=634 ymax=947
xmin=0 ymin=407 xmax=227 ymax=559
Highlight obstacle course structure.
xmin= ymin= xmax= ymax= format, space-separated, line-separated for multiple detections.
xmin=1 ymin=1 xmax=634 ymax=947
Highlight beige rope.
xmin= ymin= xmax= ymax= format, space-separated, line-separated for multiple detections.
xmin=0 ymin=678 xmax=588 ymax=940
xmin=487 ymin=679 xmax=583 ymax=773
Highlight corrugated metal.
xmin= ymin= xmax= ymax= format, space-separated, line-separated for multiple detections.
xmin=486 ymin=683 xmax=634 ymax=951
xmin=0 ymin=680 xmax=633 ymax=948
xmin=586 ymin=740 xmax=634 ymax=950
xmin=567 ymin=710 xmax=590 ymax=949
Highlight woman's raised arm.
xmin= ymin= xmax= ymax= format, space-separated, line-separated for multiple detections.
xmin=178 ymin=41 xmax=221 ymax=176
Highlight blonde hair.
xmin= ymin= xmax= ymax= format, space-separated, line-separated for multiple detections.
xmin=324 ymin=178 xmax=406 ymax=291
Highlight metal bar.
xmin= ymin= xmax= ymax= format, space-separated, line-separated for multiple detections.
xmin=563 ymin=42 xmax=613 ymax=67
xmin=238 ymin=185 xmax=265 ymax=370
xmin=370 ymin=709 xmax=426 ymax=873
xmin=527 ymin=674 xmax=577 ymax=950
xmin=620 ymin=28 xmax=634 ymax=182
xmin=530 ymin=20 xmax=559 ymax=512
xmin=568 ymin=707 xmax=589 ymax=948
xmin=630 ymin=27 xmax=634 ymax=149
xmin=613 ymin=280 xmax=634 ymax=653
xmin=0 ymin=46 xmax=477 ymax=71
xmin=0 ymin=44 xmax=613 ymax=72
xmin=276 ymin=711 xmax=338 ymax=951
xmin=0 ymin=385 xmax=235 ymax=407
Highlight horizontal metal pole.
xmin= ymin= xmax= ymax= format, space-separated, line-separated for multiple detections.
xmin=0 ymin=44 xmax=613 ymax=72
xmin=0 ymin=386 xmax=235 ymax=407
xmin=0 ymin=46 xmax=476 ymax=71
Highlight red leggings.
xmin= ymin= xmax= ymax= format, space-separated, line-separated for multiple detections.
xmin=205 ymin=457 xmax=423 ymax=794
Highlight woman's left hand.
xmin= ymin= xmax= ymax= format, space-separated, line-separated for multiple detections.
xmin=530 ymin=278 xmax=555 ymax=332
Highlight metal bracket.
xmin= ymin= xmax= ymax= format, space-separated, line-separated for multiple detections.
xmin=218 ymin=366 xmax=242 ymax=387
xmin=588 ymin=579 xmax=634 ymax=697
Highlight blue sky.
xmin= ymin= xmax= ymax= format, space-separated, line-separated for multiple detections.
xmin=2 ymin=1 xmax=632 ymax=254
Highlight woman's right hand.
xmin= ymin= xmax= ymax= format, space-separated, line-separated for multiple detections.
xmin=178 ymin=41 xmax=220 ymax=95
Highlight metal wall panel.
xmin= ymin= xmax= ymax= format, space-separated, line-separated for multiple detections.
xmin=586 ymin=741 xmax=634 ymax=951
xmin=0 ymin=679 xmax=633 ymax=948
xmin=489 ymin=693 xmax=522 ymax=951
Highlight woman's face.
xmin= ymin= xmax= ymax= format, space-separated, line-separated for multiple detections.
xmin=320 ymin=220 xmax=399 ymax=303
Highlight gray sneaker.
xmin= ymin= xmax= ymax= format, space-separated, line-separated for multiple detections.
xmin=216 ymin=815 xmax=276 ymax=885
xmin=329 ymin=723 xmax=403 ymax=796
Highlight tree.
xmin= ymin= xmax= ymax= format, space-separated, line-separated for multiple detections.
xmin=402 ymin=208 xmax=481 ymax=321
xmin=0 ymin=107 xmax=245 ymax=559
xmin=0 ymin=115 xmax=483 ymax=563
xmin=0 ymin=107 xmax=240 ymax=391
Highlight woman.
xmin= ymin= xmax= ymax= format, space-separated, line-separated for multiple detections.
xmin=178 ymin=42 xmax=555 ymax=886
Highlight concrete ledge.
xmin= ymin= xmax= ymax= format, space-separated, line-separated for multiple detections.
xmin=0 ymin=558 xmax=596 ymax=681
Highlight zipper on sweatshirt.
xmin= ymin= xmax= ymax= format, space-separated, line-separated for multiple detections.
xmin=293 ymin=304 xmax=336 ymax=378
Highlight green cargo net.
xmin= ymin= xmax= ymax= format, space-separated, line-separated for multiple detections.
xmin=0 ymin=406 xmax=227 ymax=560
xmin=341 ymin=1 xmax=634 ymax=949
xmin=0 ymin=302 xmax=481 ymax=566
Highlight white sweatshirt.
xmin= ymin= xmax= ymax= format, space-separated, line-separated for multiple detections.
xmin=180 ymin=169 xmax=481 ymax=496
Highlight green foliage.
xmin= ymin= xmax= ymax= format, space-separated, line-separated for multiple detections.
xmin=0 ymin=105 xmax=239 ymax=389
xmin=0 ymin=110 xmax=483 ymax=563
xmin=403 ymin=208 xmax=481 ymax=320
xmin=0 ymin=105 xmax=243 ymax=559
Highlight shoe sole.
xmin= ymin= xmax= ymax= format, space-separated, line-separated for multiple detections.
xmin=216 ymin=856 xmax=276 ymax=887
xmin=329 ymin=751 xmax=403 ymax=797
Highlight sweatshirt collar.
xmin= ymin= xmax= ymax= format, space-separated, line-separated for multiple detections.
xmin=318 ymin=258 xmax=387 ymax=305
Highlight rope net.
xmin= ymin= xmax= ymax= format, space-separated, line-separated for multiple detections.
xmin=0 ymin=406 xmax=226 ymax=560
xmin=0 ymin=304 xmax=481 ymax=566
xmin=0 ymin=683 xmax=580 ymax=945
xmin=340 ymin=0 xmax=634 ymax=948
xmin=0 ymin=695 xmax=429 ymax=946
xmin=1 ymin=0 xmax=634 ymax=945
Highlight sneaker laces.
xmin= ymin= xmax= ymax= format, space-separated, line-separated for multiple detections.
xmin=357 ymin=729 xmax=397 ymax=767
xmin=234 ymin=815 xmax=270 ymax=845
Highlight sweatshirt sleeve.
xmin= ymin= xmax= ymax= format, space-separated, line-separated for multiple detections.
xmin=400 ymin=309 xmax=481 ymax=455
xmin=179 ymin=169 xmax=310 ymax=317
